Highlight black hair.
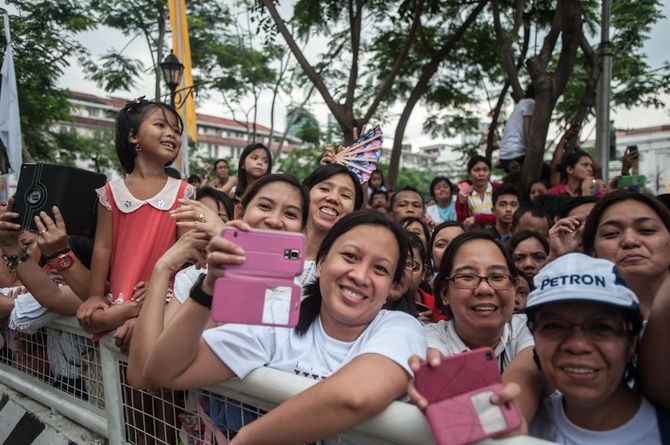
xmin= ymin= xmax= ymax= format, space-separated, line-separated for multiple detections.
xmin=187 ymin=174 xmax=202 ymax=185
xmin=213 ymin=158 xmax=229 ymax=170
xmin=433 ymin=231 xmax=518 ymax=314
xmin=235 ymin=143 xmax=273 ymax=198
xmin=407 ymin=231 xmax=429 ymax=269
xmin=389 ymin=186 xmax=424 ymax=210
xmin=369 ymin=189 xmax=388 ymax=205
xmin=196 ymin=186 xmax=235 ymax=221
xmin=524 ymin=83 xmax=535 ymax=99
xmin=429 ymin=221 xmax=464 ymax=256
xmin=296 ymin=210 xmax=409 ymax=336
xmin=164 ymin=166 xmax=181 ymax=179
xmin=237 ymin=173 xmax=309 ymax=230
xmin=492 ymin=184 xmax=520 ymax=206
xmin=429 ymin=176 xmax=456 ymax=199
xmin=524 ymin=179 xmax=550 ymax=202
xmin=400 ymin=216 xmax=431 ymax=250
xmin=68 ymin=235 xmax=94 ymax=270
xmin=582 ymin=190 xmax=670 ymax=256
xmin=508 ymin=230 xmax=550 ymax=255
xmin=369 ymin=169 xmax=385 ymax=188
xmin=385 ymin=232 xmax=428 ymax=317
xmin=302 ymin=164 xmax=364 ymax=210
xmin=559 ymin=150 xmax=591 ymax=183
xmin=467 ymin=155 xmax=491 ymax=173
xmin=512 ymin=203 xmax=552 ymax=230
xmin=558 ymin=196 xmax=599 ymax=219
xmin=115 ymin=98 xmax=183 ymax=174
xmin=533 ymin=194 xmax=569 ymax=222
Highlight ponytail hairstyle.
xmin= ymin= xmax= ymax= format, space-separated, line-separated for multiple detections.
xmin=115 ymin=96 xmax=183 ymax=174
xmin=296 ymin=210 xmax=409 ymax=336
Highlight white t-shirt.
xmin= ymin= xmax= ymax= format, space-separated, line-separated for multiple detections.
xmin=202 ymin=304 xmax=427 ymax=380
xmin=500 ymin=98 xmax=535 ymax=160
xmin=424 ymin=314 xmax=534 ymax=372
xmin=530 ymin=391 xmax=662 ymax=444
xmin=173 ymin=264 xmax=201 ymax=304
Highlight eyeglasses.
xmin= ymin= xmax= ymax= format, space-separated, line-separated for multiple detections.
xmin=447 ymin=273 xmax=513 ymax=290
xmin=528 ymin=318 xmax=635 ymax=341
xmin=405 ymin=259 xmax=422 ymax=272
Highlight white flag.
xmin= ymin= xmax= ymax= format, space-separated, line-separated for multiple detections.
xmin=0 ymin=13 xmax=22 ymax=175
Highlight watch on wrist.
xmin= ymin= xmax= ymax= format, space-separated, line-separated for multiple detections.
xmin=44 ymin=250 xmax=76 ymax=273
xmin=189 ymin=273 xmax=212 ymax=309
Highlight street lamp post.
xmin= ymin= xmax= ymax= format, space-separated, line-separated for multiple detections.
xmin=159 ymin=51 xmax=184 ymax=108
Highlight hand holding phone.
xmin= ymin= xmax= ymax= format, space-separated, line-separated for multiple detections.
xmin=211 ymin=228 xmax=306 ymax=327
xmin=414 ymin=348 xmax=521 ymax=445
xmin=427 ymin=383 xmax=521 ymax=445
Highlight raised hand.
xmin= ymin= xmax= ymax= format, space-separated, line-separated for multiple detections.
xmin=34 ymin=207 xmax=69 ymax=257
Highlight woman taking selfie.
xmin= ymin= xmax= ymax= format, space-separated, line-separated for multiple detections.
xmin=143 ymin=211 xmax=425 ymax=444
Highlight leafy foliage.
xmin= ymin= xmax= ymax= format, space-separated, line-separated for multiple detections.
xmin=0 ymin=0 xmax=97 ymax=163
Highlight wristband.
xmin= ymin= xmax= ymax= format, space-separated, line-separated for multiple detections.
xmin=3 ymin=245 xmax=31 ymax=274
xmin=41 ymin=247 xmax=71 ymax=262
xmin=189 ymin=273 xmax=212 ymax=309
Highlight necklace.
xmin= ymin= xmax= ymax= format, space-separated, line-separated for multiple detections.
xmin=301 ymin=262 xmax=315 ymax=287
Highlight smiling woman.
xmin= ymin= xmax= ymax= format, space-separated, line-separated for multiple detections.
xmin=426 ymin=231 xmax=533 ymax=372
xmin=142 ymin=210 xmax=426 ymax=444
xmin=525 ymin=253 xmax=664 ymax=444
xmin=299 ymin=164 xmax=364 ymax=285
xmin=581 ymin=190 xmax=670 ymax=319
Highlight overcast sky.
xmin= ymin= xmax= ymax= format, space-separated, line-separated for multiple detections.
xmin=18 ymin=2 xmax=670 ymax=147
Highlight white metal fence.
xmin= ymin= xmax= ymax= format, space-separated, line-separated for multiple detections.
xmin=0 ymin=316 xmax=548 ymax=445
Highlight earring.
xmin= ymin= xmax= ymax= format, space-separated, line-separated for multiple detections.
xmin=135 ymin=143 xmax=141 ymax=153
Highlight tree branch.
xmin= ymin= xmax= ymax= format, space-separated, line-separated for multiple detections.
xmin=362 ymin=0 xmax=425 ymax=124
xmin=344 ymin=0 xmax=363 ymax=111
xmin=388 ymin=0 xmax=489 ymax=189
xmin=492 ymin=0 xmax=525 ymax=100
xmin=261 ymin=0 xmax=344 ymax=125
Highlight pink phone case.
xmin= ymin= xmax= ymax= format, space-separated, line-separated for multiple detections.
xmin=414 ymin=347 xmax=500 ymax=405
xmin=426 ymin=383 xmax=521 ymax=445
xmin=211 ymin=228 xmax=306 ymax=327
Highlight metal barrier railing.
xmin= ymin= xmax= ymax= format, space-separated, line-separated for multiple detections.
xmin=0 ymin=316 xmax=549 ymax=445
xmin=0 ymin=316 xmax=435 ymax=445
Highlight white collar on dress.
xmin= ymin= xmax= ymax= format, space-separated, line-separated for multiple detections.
xmin=109 ymin=176 xmax=181 ymax=213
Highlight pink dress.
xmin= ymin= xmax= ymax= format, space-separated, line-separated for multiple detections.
xmin=96 ymin=177 xmax=196 ymax=305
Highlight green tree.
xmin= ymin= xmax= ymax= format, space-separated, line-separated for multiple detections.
xmin=0 ymin=0 xmax=98 ymax=166
xmin=52 ymin=128 xmax=118 ymax=174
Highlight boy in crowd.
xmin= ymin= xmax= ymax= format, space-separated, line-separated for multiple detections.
xmin=491 ymin=184 xmax=520 ymax=241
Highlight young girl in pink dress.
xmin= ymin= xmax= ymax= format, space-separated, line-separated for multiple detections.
xmin=77 ymin=97 xmax=195 ymax=339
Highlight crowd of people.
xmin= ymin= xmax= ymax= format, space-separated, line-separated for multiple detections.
xmin=0 ymin=96 xmax=669 ymax=445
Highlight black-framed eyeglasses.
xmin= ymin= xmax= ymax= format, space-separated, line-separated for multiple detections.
xmin=447 ymin=273 xmax=513 ymax=290
xmin=528 ymin=318 xmax=634 ymax=341
xmin=405 ymin=259 xmax=421 ymax=272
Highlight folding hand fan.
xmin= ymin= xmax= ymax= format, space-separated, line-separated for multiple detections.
xmin=335 ymin=125 xmax=384 ymax=183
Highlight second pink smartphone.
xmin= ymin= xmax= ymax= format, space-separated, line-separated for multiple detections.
xmin=426 ymin=383 xmax=521 ymax=445
xmin=211 ymin=228 xmax=306 ymax=327
xmin=414 ymin=347 xmax=500 ymax=405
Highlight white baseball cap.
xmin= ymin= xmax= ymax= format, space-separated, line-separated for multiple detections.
xmin=526 ymin=253 xmax=639 ymax=310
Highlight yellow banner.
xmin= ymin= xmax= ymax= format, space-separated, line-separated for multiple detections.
xmin=167 ymin=0 xmax=197 ymax=174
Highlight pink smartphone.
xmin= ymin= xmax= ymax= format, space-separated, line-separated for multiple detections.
xmin=426 ymin=383 xmax=521 ymax=445
xmin=211 ymin=228 xmax=306 ymax=327
xmin=414 ymin=347 xmax=500 ymax=405
xmin=458 ymin=181 xmax=471 ymax=191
